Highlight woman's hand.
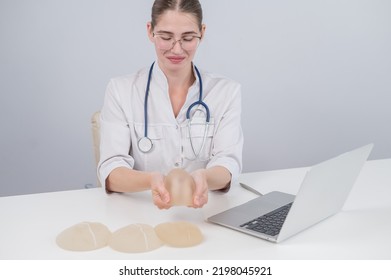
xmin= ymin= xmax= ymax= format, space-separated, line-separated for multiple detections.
xmin=190 ymin=169 xmax=209 ymax=208
xmin=150 ymin=172 xmax=171 ymax=209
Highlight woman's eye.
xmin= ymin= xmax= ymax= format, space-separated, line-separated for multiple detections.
xmin=161 ymin=36 xmax=172 ymax=41
xmin=182 ymin=36 xmax=194 ymax=42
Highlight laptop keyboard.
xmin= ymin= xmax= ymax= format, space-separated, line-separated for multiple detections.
xmin=240 ymin=203 xmax=293 ymax=236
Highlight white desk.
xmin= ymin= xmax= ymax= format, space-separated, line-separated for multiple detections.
xmin=1 ymin=159 xmax=390 ymax=260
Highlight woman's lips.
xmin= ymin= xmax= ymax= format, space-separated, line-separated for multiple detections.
xmin=167 ymin=56 xmax=185 ymax=64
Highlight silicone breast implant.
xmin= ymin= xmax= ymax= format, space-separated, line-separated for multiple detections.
xmin=56 ymin=222 xmax=111 ymax=251
xmin=165 ymin=168 xmax=195 ymax=207
xmin=155 ymin=221 xmax=203 ymax=247
xmin=109 ymin=224 xmax=162 ymax=253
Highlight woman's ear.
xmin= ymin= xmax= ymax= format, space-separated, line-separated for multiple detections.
xmin=200 ymin=24 xmax=206 ymax=40
xmin=146 ymin=22 xmax=154 ymax=42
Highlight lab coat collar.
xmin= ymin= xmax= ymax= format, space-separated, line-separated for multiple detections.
xmin=151 ymin=61 xmax=168 ymax=92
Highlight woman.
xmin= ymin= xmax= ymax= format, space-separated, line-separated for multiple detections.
xmin=98 ymin=0 xmax=243 ymax=209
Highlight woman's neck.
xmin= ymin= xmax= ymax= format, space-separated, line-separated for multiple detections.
xmin=159 ymin=62 xmax=196 ymax=117
xmin=165 ymin=65 xmax=195 ymax=90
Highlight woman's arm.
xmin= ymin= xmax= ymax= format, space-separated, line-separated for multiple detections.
xmin=106 ymin=167 xmax=153 ymax=193
xmin=204 ymin=165 xmax=231 ymax=190
xmin=191 ymin=165 xmax=231 ymax=208
xmin=107 ymin=167 xmax=171 ymax=209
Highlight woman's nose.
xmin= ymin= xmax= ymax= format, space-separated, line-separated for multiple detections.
xmin=171 ymin=40 xmax=184 ymax=54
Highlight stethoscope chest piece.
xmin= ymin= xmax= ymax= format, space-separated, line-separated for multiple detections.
xmin=138 ymin=136 xmax=153 ymax=153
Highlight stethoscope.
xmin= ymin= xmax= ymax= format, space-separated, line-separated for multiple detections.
xmin=137 ymin=62 xmax=211 ymax=160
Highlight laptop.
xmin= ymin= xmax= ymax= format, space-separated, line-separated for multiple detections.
xmin=207 ymin=144 xmax=374 ymax=243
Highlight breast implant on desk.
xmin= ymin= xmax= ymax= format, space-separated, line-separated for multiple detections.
xmin=56 ymin=168 xmax=203 ymax=253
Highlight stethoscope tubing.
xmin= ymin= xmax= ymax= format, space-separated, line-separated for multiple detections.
xmin=139 ymin=62 xmax=210 ymax=156
xmin=186 ymin=65 xmax=210 ymax=122
xmin=144 ymin=61 xmax=155 ymax=139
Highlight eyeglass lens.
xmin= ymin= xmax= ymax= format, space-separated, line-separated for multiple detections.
xmin=154 ymin=34 xmax=200 ymax=50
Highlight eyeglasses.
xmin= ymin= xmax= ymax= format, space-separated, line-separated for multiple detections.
xmin=153 ymin=32 xmax=201 ymax=51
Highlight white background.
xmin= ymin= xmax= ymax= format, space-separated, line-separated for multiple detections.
xmin=1 ymin=0 xmax=390 ymax=196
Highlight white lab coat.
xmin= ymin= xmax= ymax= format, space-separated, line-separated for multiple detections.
xmin=98 ymin=62 xmax=243 ymax=189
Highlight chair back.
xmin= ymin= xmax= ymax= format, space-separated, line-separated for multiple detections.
xmin=91 ymin=111 xmax=101 ymax=186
